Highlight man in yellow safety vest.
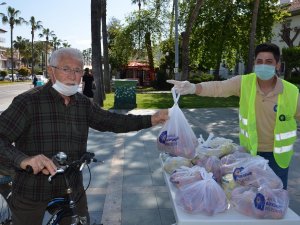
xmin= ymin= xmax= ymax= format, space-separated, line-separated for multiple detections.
xmin=168 ymin=43 xmax=300 ymax=189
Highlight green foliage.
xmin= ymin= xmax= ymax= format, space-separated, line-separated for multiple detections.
xmin=282 ymin=47 xmax=300 ymax=79
xmin=286 ymin=72 xmax=300 ymax=85
xmin=102 ymin=92 xmax=239 ymax=109
xmin=18 ymin=67 xmax=30 ymax=76
xmin=189 ymin=73 xmax=214 ymax=83
xmin=0 ymin=70 xmax=7 ymax=78
xmin=152 ymin=69 xmax=173 ymax=90
xmin=187 ymin=0 xmax=283 ymax=72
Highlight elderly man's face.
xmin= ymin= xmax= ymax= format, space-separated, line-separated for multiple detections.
xmin=48 ymin=54 xmax=83 ymax=85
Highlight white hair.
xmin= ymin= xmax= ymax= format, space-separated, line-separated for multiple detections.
xmin=49 ymin=48 xmax=83 ymax=66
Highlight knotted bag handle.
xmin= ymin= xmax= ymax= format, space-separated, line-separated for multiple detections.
xmin=171 ymin=87 xmax=180 ymax=105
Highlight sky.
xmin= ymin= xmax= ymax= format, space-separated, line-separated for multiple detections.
xmin=0 ymin=0 xmax=138 ymax=51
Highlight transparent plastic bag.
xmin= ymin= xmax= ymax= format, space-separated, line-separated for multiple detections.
xmin=193 ymin=155 xmax=222 ymax=183
xmin=170 ymin=165 xmax=204 ymax=188
xmin=163 ymin=156 xmax=192 ymax=174
xmin=196 ymin=133 xmax=238 ymax=158
xmin=232 ymin=157 xmax=283 ymax=189
xmin=220 ymin=151 xmax=253 ymax=175
xmin=231 ymin=186 xmax=289 ymax=219
xmin=175 ymin=169 xmax=228 ymax=215
xmin=157 ymin=89 xmax=198 ymax=159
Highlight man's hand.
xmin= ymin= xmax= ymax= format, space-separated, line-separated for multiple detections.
xmin=151 ymin=109 xmax=169 ymax=126
xmin=20 ymin=154 xmax=57 ymax=176
xmin=167 ymin=80 xmax=196 ymax=95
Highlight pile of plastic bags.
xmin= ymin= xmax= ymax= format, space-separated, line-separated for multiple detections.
xmin=160 ymin=133 xmax=289 ymax=219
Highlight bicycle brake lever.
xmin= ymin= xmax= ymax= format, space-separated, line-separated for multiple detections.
xmin=48 ymin=168 xmax=65 ymax=182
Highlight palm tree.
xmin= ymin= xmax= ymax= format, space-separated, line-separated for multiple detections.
xmin=29 ymin=16 xmax=43 ymax=77
xmin=39 ymin=28 xmax=55 ymax=77
xmin=62 ymin=41 xmax=71 ymax=48
xmin=13 ymin=36 xmax=26 ymax=66
xmin=0 ymin=6 xmax=27 ymax=81
xmin=52 ymin=36 xmax=62 ymax=50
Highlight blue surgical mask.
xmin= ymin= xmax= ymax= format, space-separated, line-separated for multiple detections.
xmin=254 ymin=64 xmax=276 ymax=80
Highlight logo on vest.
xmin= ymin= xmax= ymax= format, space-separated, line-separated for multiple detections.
xmin=279 ymin=114 xmax=292 ymax=122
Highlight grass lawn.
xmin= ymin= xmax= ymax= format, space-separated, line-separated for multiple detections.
xmin=103 ymin=93 xmax=239 ymax=109
xmin=0 ymin=80 xmax=31 ymax=85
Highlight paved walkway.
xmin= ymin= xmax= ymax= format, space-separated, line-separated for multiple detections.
xmin=58 ymin=108 xmax=300 ymax=225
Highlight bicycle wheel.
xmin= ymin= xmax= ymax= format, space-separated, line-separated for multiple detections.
xmin=0 ymin=186 xmax=12 ymax=225
xmin=46 ymin=208 xmax=84 ymax=225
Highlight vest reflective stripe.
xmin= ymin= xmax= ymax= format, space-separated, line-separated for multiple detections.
xmin=274 ymin=145 xmax=293 ymax=154
xmin=239 ymin=74 xmax=298 ymax=168
xmin=239 ymin=114 xmax=248 ymax=125
xmin=275 ymin=130 xmax=297 ymax=141
xmin=240 ymin=128 xmax=249 ymax=137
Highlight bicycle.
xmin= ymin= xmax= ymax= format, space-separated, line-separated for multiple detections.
xmin=24 ymin=151 xmax=102 ymax=225
xmin=45 ymin=151 xmax=101 ymax=225
xmin=0 ymin=151 xmax=100 ymax=225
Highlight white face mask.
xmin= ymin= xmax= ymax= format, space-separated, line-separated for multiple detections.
xmin=52 ymin=79 xmax=79 ymax=96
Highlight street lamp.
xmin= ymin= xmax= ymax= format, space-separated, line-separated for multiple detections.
xmin=0 ymin=2 xmax=6 ymax=6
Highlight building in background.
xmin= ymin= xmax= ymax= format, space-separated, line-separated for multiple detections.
xmin=120 ymin=61 xmax=155 ymax=86
xmin=0 ymin=28 xmax=7 ymax=71
xmin=272 ymin=0 xmax=300 ymax=49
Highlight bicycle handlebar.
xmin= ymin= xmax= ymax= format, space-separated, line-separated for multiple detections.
xmin=24 ymin=152 xmax=100 ymax=182
xmin=48 ymin=152 xmax=98 ymax=182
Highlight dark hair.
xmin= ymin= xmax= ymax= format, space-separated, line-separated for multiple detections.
xmin=254 ymin=43 xmax=280 ymax=62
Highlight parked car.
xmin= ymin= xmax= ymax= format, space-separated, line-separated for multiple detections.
xmin=4 ymin=74 xmax=18 ymax=81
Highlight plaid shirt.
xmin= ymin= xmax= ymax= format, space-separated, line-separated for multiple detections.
xmin=0 ymin=82 xmax=151 ymax=201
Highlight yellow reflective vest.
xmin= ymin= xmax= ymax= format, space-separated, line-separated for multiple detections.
xmin=239 ymin=73 xmax=298 ymax=168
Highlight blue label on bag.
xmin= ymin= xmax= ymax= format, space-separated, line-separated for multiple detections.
xmin=233 ymin=167 xmax=251 ymax=180
xmin=158 ymin=131 xmax=179 ymax=146
xmin=254 ymin=193 xmax=265 ymax=211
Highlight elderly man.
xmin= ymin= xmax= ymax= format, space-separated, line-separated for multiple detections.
xmin=0 ymin=47 xmax=168 ymax=225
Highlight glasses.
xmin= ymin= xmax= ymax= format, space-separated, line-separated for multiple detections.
xmin=51 ymin=66 xmax=83 ymax=77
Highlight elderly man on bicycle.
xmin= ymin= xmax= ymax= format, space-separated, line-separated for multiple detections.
xmin=0 ymin=48 xmax=169 ymax=225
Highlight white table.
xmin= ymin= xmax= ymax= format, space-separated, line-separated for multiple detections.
xmin=161 ymin=159 xmax=300 ymax=225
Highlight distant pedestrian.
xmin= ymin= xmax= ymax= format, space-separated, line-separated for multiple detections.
xmin=82 ymin=68 xmax=94 ymax=99
xmin=32 ymin=75 xmax=38 ymax=87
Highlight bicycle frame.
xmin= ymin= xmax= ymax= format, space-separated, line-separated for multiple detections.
xmin=44 ymin=152 xmax=96 ymax=225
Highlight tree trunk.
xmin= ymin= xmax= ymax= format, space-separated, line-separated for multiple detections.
xmin=101 ymin=0 xmax=111 ymax=93
xmin=10 ymin=26 xmax=14 ymax=82
xmin=169 ymin=0 xmax=175 ymax=39
xmin=213 ymin=13 xmax=232 ymax=80
xmin=245 ymin=0 xmax=260 ymax=74
xmin=45 ymin=38 xmax=49 ymax=78
xmin=181 ymin=0 xmax=204 ymax=81
xmin=31 ymin=31 xmax=34 ymax=76
xmin=145 ymin=32 xmax=154 ymax=71
xmin=91 ymin=0 xmax=104 ymax=106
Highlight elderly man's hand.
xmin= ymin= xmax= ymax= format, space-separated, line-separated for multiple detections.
xmin=20 ymin=154 xmax=57 ymax=176
xmin=151 ymin=109 xmax=169 ymax=126
xmin=167 ymin=80 xmax=196 ymax=95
